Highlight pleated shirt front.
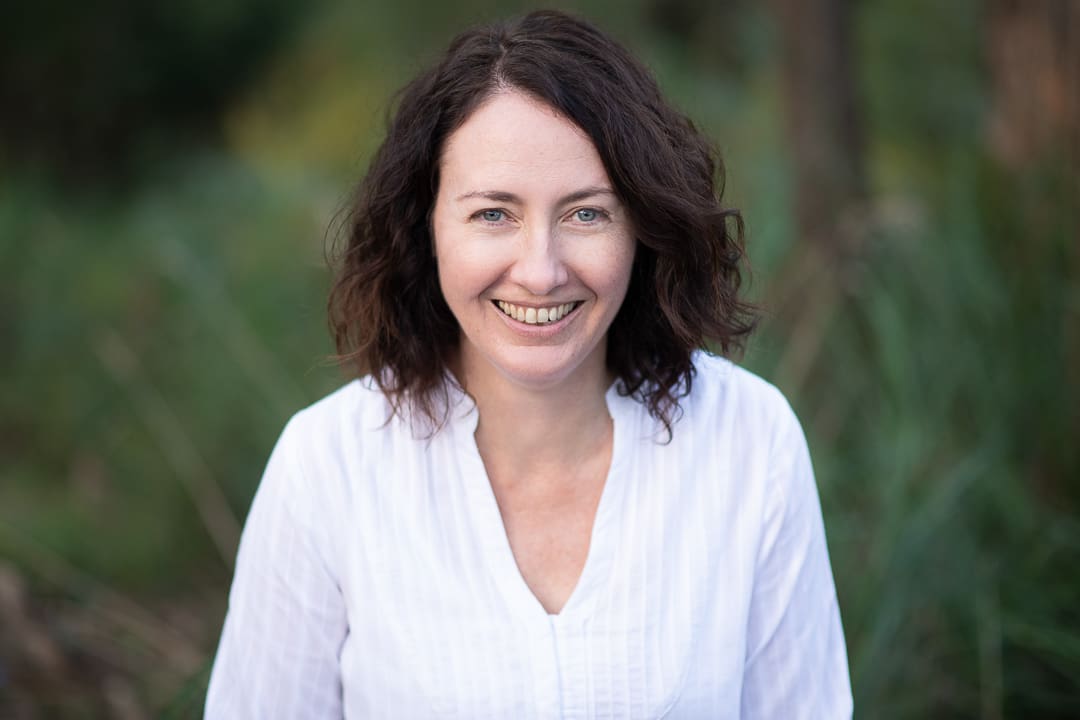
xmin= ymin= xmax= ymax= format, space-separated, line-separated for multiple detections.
xmin=206 ymin=354 xmax=852 ymax=719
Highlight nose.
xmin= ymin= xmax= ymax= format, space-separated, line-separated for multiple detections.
xmin=508 ymin=224 xmax=568 ymax=295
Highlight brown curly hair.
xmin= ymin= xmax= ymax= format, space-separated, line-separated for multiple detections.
xmin=328 ymin=9 xmax=755 ymax=438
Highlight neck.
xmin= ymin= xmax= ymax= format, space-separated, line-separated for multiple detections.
xmin=454 ymin=357 xmax=613 ymax=490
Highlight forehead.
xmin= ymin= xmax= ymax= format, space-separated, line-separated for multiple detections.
xmin=439 ymin=91 xmax=610 ymax=191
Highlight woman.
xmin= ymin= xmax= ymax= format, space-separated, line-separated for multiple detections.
xmin=206 ymin=9 xmax=852 ymax=719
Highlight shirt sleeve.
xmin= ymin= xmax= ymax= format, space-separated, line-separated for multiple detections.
xmin=740 ymin=397 xmax=853 ymax=719
xmin=205 ymin=418 xmax=348 ymax=718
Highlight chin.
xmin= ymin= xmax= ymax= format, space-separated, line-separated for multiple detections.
xmin=487 ymin=345 xmax=598 ymax=391
xmin=494 ymin=360 xmax=578 ymax=390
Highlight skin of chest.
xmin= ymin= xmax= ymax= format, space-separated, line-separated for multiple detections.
xmin=485 ymin=442 xmax=612 ymax=615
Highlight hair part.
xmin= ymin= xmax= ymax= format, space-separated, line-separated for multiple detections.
xmin=328 ymin=9 xmax=756 ymax=439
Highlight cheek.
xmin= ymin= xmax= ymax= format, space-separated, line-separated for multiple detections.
xmin=619 ymin=239 xmax=637 ymax=283
xmin=436 ymin=257 xmax=472 ymax=313
xmin=602 ymin=235 xmax=637 ymax=295
xmin=434 ymin=230 xmax=499 ymax=306
xmin=433 ymin=221 xmax=465 ymax=295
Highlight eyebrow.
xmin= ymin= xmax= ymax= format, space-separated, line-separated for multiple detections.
xmin=454 ymin=186 xmax=617 ymax=205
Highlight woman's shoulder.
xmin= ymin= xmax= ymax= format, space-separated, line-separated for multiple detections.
xmin=256 ymin=377 xmax=412 ymax=515
xmin=290 ymin=375 xmax=390 ymax=429
xmin=271 ymin=376 xmax=399 ymax=464
xmin=680 ymin=354 xmax=815 ymax=513
xmin=675 ymin=351 xmax=806 ymax=464
xmin=688 ymin=351 xmax=797 ymax=428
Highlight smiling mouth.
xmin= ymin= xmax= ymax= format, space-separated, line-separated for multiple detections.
xmin=494 ymin=300 xmax=581 ymax=325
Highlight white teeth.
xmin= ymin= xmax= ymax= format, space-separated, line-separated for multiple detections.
xmin=495 ymin=301 xmax=577 ymax=325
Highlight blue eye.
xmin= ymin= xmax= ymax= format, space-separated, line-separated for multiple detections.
xmin=479 ymin=209 xmax=505 ymax=222
xmin=574 ymin=208 xmax=599 ymax=222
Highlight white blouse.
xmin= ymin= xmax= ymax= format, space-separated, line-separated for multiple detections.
xmin=206 ymin=353 xmax=852 ymax=719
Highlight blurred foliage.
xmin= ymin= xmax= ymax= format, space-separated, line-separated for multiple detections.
xmin=0 ymin=0 xmax=312 ymax=184
xmin=1 ymin=0 xmax=1077 ymax=717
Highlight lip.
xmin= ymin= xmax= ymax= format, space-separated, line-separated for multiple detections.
xmin=490 ymin=299 xmax=582 ymax=337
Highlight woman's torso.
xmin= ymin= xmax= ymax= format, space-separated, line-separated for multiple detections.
xmin=293 ymin=353 xmax=782 ymax=719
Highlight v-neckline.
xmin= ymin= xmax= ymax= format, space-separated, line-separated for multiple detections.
xmin=451 ymin=382 xmax=631 ymax=623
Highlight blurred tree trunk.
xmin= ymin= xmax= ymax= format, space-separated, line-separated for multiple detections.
xmin=985 ymin=0 xmax=1080 ymax=478
xmin=986 ymin=0 xmax=1079 ymax=173
xmin=767 ymin=0 xmax=866 ymax=393
xmin=770 ymin=0 xmax=865 ymax=254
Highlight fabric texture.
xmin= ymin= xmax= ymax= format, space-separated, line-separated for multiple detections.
xmin=205 ymin=352 xmax=853 ymax=719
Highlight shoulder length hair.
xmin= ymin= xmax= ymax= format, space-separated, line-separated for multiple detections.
xmin=328 ymin=9 xmax=755 ymax=437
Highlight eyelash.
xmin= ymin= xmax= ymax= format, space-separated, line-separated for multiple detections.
xmin=471 ymin=208 xmax=610 ymax=225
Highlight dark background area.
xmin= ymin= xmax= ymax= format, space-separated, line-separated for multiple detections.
xmin=1 ymin=0 xmax=1077 ymax=717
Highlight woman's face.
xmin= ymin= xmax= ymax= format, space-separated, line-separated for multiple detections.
xmin=432 ymin=90 xmax=636 ymax=392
